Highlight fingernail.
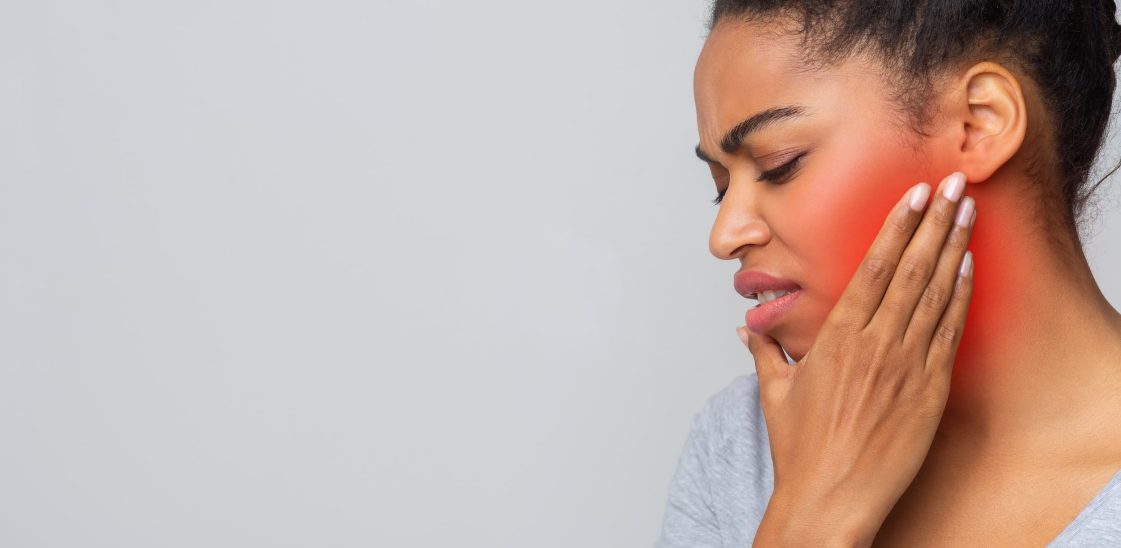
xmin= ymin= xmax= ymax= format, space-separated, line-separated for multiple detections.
xmin=959 ymin=250 xmax=974 ymax=277
xmin=955 ymin=196 xmax=975 ymax=227
xmin=736 ymin=326 xmax=749 ymax=345
xmin=970 ymin=209 xmax=976 ymax=227
xmin=942 ymin=172 xmax=966 ymax=202
xmin=908 ymin=182 xmax=931 ymax=211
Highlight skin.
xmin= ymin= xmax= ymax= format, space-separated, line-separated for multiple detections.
xmin=696 ymin=18 xmax=1121 ymax=546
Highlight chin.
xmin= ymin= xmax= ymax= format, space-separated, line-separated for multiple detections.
xmin=787 ymin=349 xmax=806 ymax=363
xmin=777 ymin=309 xmax=826 ymax=363
xmin=776 ymin=335 xmax=806 ymax=363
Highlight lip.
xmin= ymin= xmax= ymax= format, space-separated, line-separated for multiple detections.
xmin=745 ymin=289 xmax=802 ymax=333
xmin=735 ymin=269 xmax=803 ymax=334
xmin=734 ymin=270 xmax=802 ymax=299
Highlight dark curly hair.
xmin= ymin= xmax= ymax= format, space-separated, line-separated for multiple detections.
xmin=706 ymin=0 xmax=1121 ymax=249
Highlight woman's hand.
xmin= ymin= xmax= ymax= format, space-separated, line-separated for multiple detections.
xmin=739 ymin=172 xmax=976 ymax=547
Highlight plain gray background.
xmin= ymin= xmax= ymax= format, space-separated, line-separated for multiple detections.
xmin=3 ymin=1 xmax=1121 ymax=547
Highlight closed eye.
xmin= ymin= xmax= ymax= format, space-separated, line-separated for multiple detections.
xmin=712 ymin=151 xmax=807 ymax=205
xmin=757 ymin=152 xmax=806 ymax=184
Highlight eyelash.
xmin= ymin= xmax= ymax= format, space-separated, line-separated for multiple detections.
xmin=711 ymin=152 xmax=807 ymax=205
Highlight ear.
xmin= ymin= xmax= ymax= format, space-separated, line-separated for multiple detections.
xmin=948 ymin=61 xmax=1028 ymax=183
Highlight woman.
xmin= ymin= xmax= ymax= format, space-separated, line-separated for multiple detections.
xmin=657 ymin=1 xmax=1121 ymax=546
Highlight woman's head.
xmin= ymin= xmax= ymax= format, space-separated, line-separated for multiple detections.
xmin=695 ymin=1 xmax=1121 ymax=359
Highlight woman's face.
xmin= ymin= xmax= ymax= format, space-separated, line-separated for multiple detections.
xmin=695 ymin=20 xmax=961 ymax=361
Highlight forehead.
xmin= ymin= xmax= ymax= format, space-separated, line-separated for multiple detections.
xmin=694 ymin=20 xmax=809 ymax=100
xmin=693 ymin=19 xmax=883 ymax=146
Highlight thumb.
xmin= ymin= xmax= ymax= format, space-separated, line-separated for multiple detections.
xmin=736 ymin=325 xmax=793 ymax=385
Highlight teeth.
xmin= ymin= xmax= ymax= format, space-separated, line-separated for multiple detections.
xmin=758 ymin=289 xmax=791 ymax=305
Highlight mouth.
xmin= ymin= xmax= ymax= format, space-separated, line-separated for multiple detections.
xmin=734 ymin=269 xmax=803 ymax=333
xmin=733 ymin=269 xmax=803 ymax=300
xmin=745 ymin=288 xmax=802 ymax=333
xmin=750 ymin=287 xmax=799 ymax=306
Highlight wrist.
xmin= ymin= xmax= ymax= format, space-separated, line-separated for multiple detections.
xmin=754 ymin=488 xmax=879 ymax=547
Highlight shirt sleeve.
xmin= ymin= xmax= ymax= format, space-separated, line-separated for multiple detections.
xmin=654 ymin=409 xmax=723 ymax=548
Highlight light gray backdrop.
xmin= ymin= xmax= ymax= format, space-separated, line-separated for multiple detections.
xmin=3 ymin=2 xmax=1121 ymax=547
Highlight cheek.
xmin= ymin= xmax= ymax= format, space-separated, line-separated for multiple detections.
xmin=789 ymin=160 xmax=925 ymax=310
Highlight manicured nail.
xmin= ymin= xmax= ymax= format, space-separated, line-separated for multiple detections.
xmin=955 ymin=196 xmax=975 ymax=227
xmin=959 ymin=250 xmax=974 ymax=277
xmin=970 ymin=209 xmax=976 ymax=227
xmin=909 ymin=182 xmax=931 ymax=211
xmin=942 ymin=172 xmax=966 ymax=202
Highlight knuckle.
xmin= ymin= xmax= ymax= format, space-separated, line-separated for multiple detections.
xmin=862 ymin=257 xmax=895 ymax=284
xmin=898 ymin=255 xmax=933 ymax=286
xmin=919 ymin=283 xmax=949 ymax=310
xmin=822 ymin=314 xmax=857 ymax=339
xmin=935 ymin=323 xmax=958 ymax=346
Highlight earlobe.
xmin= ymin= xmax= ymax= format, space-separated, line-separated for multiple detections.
xmin=954 ymin=62 xmax=1028 ymax=183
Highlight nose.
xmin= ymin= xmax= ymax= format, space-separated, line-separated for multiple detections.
xmin=708 ymin=179 xmax=772 ymax=260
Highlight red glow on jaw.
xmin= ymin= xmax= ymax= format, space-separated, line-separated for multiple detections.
xmin=785 ymin=164 xmax=1006 ymax=374
xmin=795 ymin=168 xmax=914 ymax=307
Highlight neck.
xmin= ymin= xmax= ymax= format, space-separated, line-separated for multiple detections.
xmin=940 ymin=174 xmax=1121 ymax=454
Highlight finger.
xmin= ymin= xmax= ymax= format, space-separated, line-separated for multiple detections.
xmin=867 ymin=172 xmax=967 ymax=339
xmin=737 ymin=325 xmax=791 ymax=386
xmin=925 ymin=250 xmax=974 ymax=376
xmin=904 ymin=195 xmax=975 ymax=352
xmin=827 ymin=181 xmax=930 ymax=333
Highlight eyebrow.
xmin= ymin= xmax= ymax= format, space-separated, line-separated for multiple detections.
xmin=694 ymin=105 xmax=809 ymax=163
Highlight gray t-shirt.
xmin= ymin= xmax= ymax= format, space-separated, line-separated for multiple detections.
xmin=655 ymin=373 xmax=1121 ymax=547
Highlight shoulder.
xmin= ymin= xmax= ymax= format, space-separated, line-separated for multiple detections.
xmin=694 ymin=374 xmax=775 ymax=509
xmin=681 ymin=373 xmax=775 ymax=542
xmin=657 ymin=374 xmax=775 ymax=547
xmin=689 ymin=373 xmax=768 ymax=452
